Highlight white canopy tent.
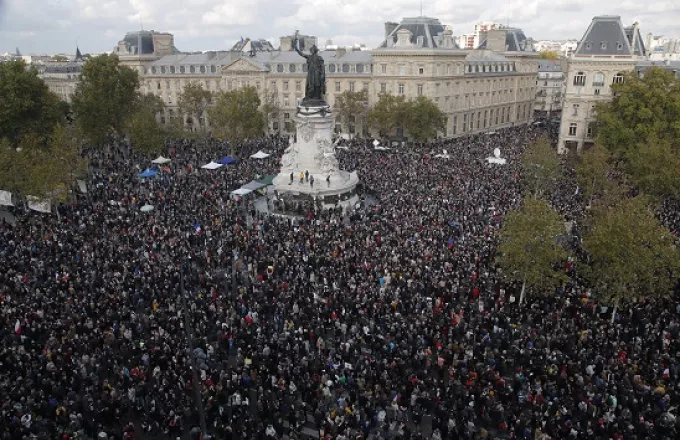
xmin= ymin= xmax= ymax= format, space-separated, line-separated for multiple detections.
xmin=486 ymin=148 xmax=507 ymax=165
xmin=231 ymin=188 xmax=252 ymax=196
xmin=27 ymin=196 xmax=51 ymax=214
xmin=151 ymin=156 xmax=172 ymax=164
xmin=0 ymin=190 xmax=13 ymax=206
xmin=250 ymin=150 xmax=270 ymax=159
xmin=201 ymin=161 xmax=223 ymax=170
xmin=434 ymin=149 xmax=450 ymax=159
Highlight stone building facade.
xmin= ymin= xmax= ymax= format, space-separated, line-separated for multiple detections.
xmin=534 ymin=59 xmax=566 ymax=118
xmin=558 ymin=16 xmax=646 ymax=153
xmin=114 ymin=17 xmax=539 ymax=138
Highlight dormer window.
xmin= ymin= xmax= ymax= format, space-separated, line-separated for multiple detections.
xmin=289 ymin=64 xmax=296 ymax=73
xmin=585 ymin=42 xmax=592 ymax=50
xmin=617 ymin=42 xmax=623 ymax=50
xmin=601 ymin=42 xmax=607 ymax=50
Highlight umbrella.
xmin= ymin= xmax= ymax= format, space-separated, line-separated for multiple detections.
xmin=201 ymin=161 xmax=223 ymax=170
xmin=138 ymin=169 xmax=158 ymax=178
xmin=249 ymin=151 xmax=270 ymax=159
xmin=140 ymin=204 xmax=154 ymax=212
xmin=217 ymin=156 xmax=237 ymax=165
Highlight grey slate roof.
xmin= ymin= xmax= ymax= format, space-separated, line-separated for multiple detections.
xmin=477 ymin=28 xmax=533 ymax=52
xmin=378 ymin=17 xmax=457 ymax=49
xmin=538 ymin=60 xmax=563 ymax=72
xmin=636 ymin=60 xmax=680 ymax=76
xmin=574 ymin=16 xmax=644 ymax=56
xmin=121 ymin=30 xmax=180 ymax=55
xmin=43 ymin=63 xmax=83 ymax=73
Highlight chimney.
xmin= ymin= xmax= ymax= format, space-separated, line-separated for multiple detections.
xmin=631 ymin=21 xmax=639 ymax=55
xmin=280 ymin=36 xmax=292 ymax=51
xmin=336 ymin=47 xmax=346 ymax=58
xmin=385 ymin=22 xmax=399 ymax=39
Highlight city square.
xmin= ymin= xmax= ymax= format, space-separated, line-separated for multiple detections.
xmin=1 ymin=2 xmax=680 ymax=440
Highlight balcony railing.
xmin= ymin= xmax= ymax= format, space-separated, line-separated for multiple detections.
xmin=592 ymin=82 xmax=604 ymax=87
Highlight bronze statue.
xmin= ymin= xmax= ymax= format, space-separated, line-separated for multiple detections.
xmin=293 ymin=31 xmax=326 ymax=105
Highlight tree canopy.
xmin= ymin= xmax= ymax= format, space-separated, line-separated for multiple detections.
xmin=208 ymin=86 xmax=265 ymax=151
xmin=594 ymin=67 xmax=680 ymax=198
xmin=178 ymin=82 xmax=213 ymax=132
xmin=127 ymin=94 xmax=166 ymax=155
xmin=335 ymin=90 xmax=369 ymax=136
xmin=71 ymin=54 xmax=139 ymax=145
xmin=261 ymin=89 xmax=281 ymax=133
xmin=497 ymin=197 xmax=568 ymax=304
xmin=582 ymin=196 xmax=680 ymax=307
xmin=539 ymin=51 xmax=559 ymax=60
xmin=0 ymin=60 xmax=63 ymax=145
xmin=403 ymin=96 xmax=447 ymax=142
xmin=367 ymin=93 xmax=407 ymax=137
xmin=522 ymin=137 xmax=561 ymax=197
xmin=574 ymin=143 xmax=624 ymax=204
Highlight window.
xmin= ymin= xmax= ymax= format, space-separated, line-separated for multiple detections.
xmin=157 ymin=82 xmax=161 ymax=90
xmin=470 ymin=112 xmax=475 ymax=130
xmin=200 ymin=66 xmax=205 ymax=73
xmin=585 ymin=42 xmax=592 ymax=50
xmin=617 ymin=42 xmax=623 ymax=50
xmin=342 ymin=64 xmax=350 ymax=73
xmin=380 ymin=83 xmax=386 ymax=93
xmin=483 ymin=110 xmax=488 ymax=128
xmin=270 ymin=81 xmax=276 ymax=89
xmin=190 ymin=66 xmax=195 ymax=73
xmin=302 ymin=64 xmax=308 ymax=72
xmin=170 ymin=66 xmax=176 ymax=74
xmin=283 ymin=81 xmax=289 ymax=91
xmin=601 ymin=41 xmax=607 ymax=50
xmin=349 ymin=82 xmax=355 ymax=92
xmin=572 ymin=104 xmax=579 ymax=116
xmin=544 ymin=81 xmax=548 ymax=86
xmin=295 ymin=81 xmax=301 ymax=92
xmin=277 ymin=64 xmax=284 ymax=73
xmin=329 ymin=64 xmax=336 ymax=73
xmin=477 ymin=112 xmax=481 ymax=129
xmin=569 ymin=123 xmax=577 ymax=136
xmin=363 ymin=82 xmax=369 ymax=91
xmin=273 ymin=121 xmax=279 ymax=131
xmin=151 ymin=66 xmax=157 ymax=74
xmin=573 ymin=72 xmax=585 ymax=86
xmin=587 ymin=123 xmax=594 ymax=138
xmin=180 ymin=66 xmax=185 ymax=74
xmin=289 ymin=64 xmax=296 ymax=73
xmin=593 ymin=72 xmax=604 ymax=87
xmin=495 ymin=108 xmax=499 ymax=125
xmin=161 ymin=66 xmax=166 ymax=74
xmin=256 ymin=82 xmax=261 ymax=91
xmin=594 ymin=89 xmax=600 ymax=96
xmin=284 ymin=113 xmax=290 ymax=120
xmin=399 ymin=65 xmax=405 ymax=75
xmin=211 ymin=66 xmax=216 ymax=73
xmin=453 ymin=116 xmax=457 ymax=135
xmin=462 ymin=114 xmax=467 ymax=132
xmin=417 ymin=84 xmax=423 ymax=96
xmin=418 ymin=67 xmax=424 ymax=75
xmin=381 ymin=64 xmax=387 ymax=74
xmin=335 ymin=82 xmax=341 ymax=92
xmin=356 ymin=64 xmax=364 ymax=73
xmin=165 ymin=80 xmax=170 ymax=89
xmin=283 ymin=96 xmax=290 ymax=107
xmin=398 ymin=83 xmax=405 ymax=95
xmin=612 ymin=73 xmax=624 ymax=84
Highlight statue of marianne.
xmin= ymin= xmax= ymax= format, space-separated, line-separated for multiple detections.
xmin=293 ymin=31 xmax=326 ymax=104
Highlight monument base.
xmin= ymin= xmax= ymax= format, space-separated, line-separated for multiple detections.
xmin=272 ymin=104 xmax=359 ymax=210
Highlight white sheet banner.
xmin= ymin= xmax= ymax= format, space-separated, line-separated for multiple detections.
xmin=27 ymin=196 xmax=51 ymax=214
xmin=0 ymin=190 xmax=12 ymax=206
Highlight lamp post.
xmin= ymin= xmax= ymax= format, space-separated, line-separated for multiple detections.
xmin=180 ymin=261 xmax=208 ymax=436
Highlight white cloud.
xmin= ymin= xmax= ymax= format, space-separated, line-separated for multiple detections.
xmin=1 ymin=0 xmax=679 ymax=54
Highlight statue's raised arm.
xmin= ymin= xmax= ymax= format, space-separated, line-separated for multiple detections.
xmin=293 ymin=36 xmax=308 ymax=59
xmin=292 ymin=30 xmax=326 ymax=104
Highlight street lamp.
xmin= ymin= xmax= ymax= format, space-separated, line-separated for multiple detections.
xmin=180 ymin=261 xmax=208 ymax=436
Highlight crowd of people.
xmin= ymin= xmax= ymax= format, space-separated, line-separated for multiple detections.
xmin=1 ymin=126 xmax=679 ymax=440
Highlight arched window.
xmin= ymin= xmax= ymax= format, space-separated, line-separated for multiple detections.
xmin=356 ymin=64 xmax=364 ymax=73
xmin=161 ymin=66 xmax=166 ymax=74
xmin=189 ymin=66 xmax=195 ymax=73
xmin=211 ymin=65 xmax=216 ymax=73
xmin=475 ymin=65 xmax=480 ymax=73
xmin=200 ymin=66 xmax=206 ymax=73
xmin=151 ymin=66 xmax=157 ymax=74
xmin=329 ymin=64 xmax=336 ymax=73
xmin=289 ymin=64 xmax=296 ymax=73
xmin=612 ymin=72 xmax=624 ymax=84
xmin=573 ymin=71 xmax=586 ymax=86
xmin=342 ymin=64 xmax=350 ymax=73
xmin=170 ymin=66 xmax=176 ymax=74
xmin=277 ymin=64 xmax=284 ymax=73
xmin=180 ymin=66 xmax=185 ymax=74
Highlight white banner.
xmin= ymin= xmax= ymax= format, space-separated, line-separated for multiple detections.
xmin=0 ymin=190 xmax=12 ymax=206
xmin=27 ymin=196 xmax=51 ymax=214
xmin=77 ymin=180 xmax=87 ymax=194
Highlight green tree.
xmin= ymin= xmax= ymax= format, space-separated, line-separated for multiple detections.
xmin=574 ymin=143 xmax=622 ymax=204
xmin=51 ymin=55 xmax=69 ymax=62
xmin=522 ymin=137 xmax=561 ymax=197
xmin=403 ymin=96 xmax=447 ymax=141
xmin=178 ymin=82 xmax=213 ymax=132
xmin=595 ymin=67 xmax=680 ymax=198
xmin=71 ymin=54 xmax=139 ymax=145
xmin=128 ymin=94 xmax=166 ymax=155
xmin=497 ymin=198 xmax=568 ymax=305
xmin=367 ymin=93 xmax=407 ymax=137
xmin=260 ymin=89 xmax=281 ymax=133
xmin=335 ymin=90 xmax=369 ymax=136
xmin=539 ymin=50 xmax=559 ymax=60
xmin=582 ymin=196 xmax=680 ymax=322
xmin=0 ymin=60 xmax=63 ymax=145
xmin=208 ymin=86 xmax=265 ymax=154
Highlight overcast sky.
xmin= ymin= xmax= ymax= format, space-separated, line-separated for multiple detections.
xmin=0 ymin=0 xmax=678 ymax=55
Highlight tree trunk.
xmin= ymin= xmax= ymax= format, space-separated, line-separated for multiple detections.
xmin=519 ymin=280 xmax=527 ymax=305
xmin=610 ymin=301 xmax=618 ymax=324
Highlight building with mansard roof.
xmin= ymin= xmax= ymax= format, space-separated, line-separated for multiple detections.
xmin=112 ymin=16 xmax=539 ymax=138
xmin=37 ymin=47 xmax=85 ymax=103
xmin=558 ymin=16 xmax=646 ymax=153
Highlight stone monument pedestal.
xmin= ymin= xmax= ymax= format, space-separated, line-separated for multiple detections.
xmin=272 ymin=103 xmax=359 ymax=210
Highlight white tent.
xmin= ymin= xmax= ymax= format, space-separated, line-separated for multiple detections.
xmin=250 ymin=150 xmax=270 ymax=159
xmin=231 ymin=188 xmax=252 ymax=196
xmin=27 ymin=196 xmax=51 ymax=213
xmin=201 ymin=161 xmax=223 ymax=170
xmin=0 ymin=190 xmax=13 ymax=206
xmin=140 ymin=204 xmax=154 ymax=212
xmin=486 ymin=147 xmax=507 ymax=164
xmin=374 ymin=146 xmax=390 ymax=151
xmin=151 ymin=156 xmax=171 ymax=164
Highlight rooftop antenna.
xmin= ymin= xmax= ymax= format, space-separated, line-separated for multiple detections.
xmin=420 ymin=0 xmax=423 ymax=16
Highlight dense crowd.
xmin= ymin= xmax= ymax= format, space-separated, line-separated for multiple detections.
xmin=1 ymin=126 xmax=678 ymax=440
